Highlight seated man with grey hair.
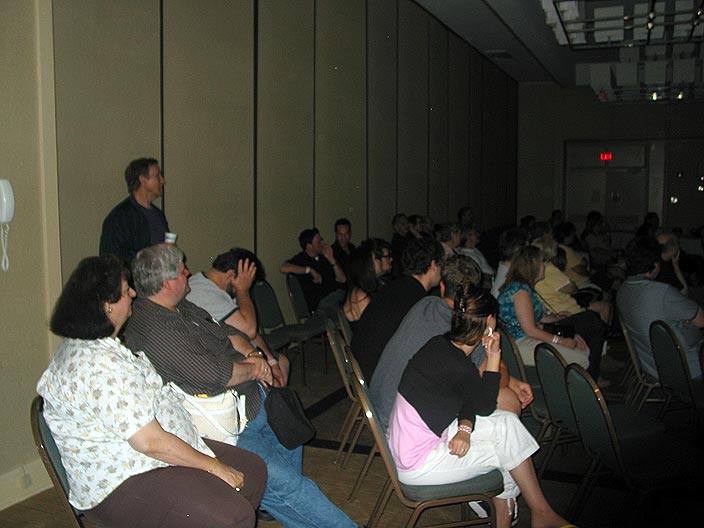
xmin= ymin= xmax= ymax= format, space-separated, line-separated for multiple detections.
xmin=370 ymin=255 xmax=534 ymax=431
xmin=124 ymin=244 xmax=358 ymax=528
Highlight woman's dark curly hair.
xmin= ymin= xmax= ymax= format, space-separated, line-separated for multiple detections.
xmin=50 ymin=255 xmax=129 ymax=339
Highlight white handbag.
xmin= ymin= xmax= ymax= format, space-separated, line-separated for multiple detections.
xmin=170 ymin=383 xmax=247 ymax=446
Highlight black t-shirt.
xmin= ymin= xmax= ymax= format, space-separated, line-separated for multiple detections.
xmin=351 ymin=275 xmax=426 ymax=380
xmin=287 ymin=251 xmax=340 ymax=312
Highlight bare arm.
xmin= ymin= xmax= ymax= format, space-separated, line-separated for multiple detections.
xmin=692 ymin=307 xmax=704 ymax=328
xmin=321 ymin=243 xmax=346 ymax=283
xmin=513 ymin=289 xmax=582 ymax=350
xmin=280 ymin=261 xmax=322 ymax=284
xmin=224 ymin=259 xmax=258 ymax=339
xmin=558 ymin=280 xmax=578 ymax=295
xmin=128 ymin=419 xmax=243 ymax=489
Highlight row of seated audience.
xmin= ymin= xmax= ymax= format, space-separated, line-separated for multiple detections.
xmin=40 ymin=155 xmax=703 ymax=527
xmin=41 ymin=158 xmax=361 ymax=528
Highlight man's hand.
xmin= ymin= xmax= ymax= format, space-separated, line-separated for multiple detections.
xmin=449 ymin=430 xmax=471 ymax=458
xmin=309 ymin=268 xmax=322 ymax=284
xmin=244 ymin=356 xmax=273 ymax=386
xmin=508 ymin=376 xmax=534 ymax=409
xmin=321 ymin=242 xmax=335 ymax=264
xmin=232 ymin=259 xmax=256 ymax=293
xmin=270 ymin=363 xmax=286 ymax=387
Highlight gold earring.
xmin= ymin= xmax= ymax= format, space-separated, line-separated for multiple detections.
xmin=107 ymin=306 xmax=113 ymax=313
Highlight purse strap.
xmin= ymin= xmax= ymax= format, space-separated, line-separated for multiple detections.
xmin=169 ymin=383 xmax=248 ymax=436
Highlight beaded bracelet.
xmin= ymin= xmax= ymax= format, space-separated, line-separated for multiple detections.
xmin=551 ymin=334 xmax=560 ymax=344
xmin=485 ymin=348 xmax=501 ymax=356
xmin=458 ymin=424 xmax=473 ymax=435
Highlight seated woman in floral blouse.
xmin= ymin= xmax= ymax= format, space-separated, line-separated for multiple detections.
xmin=37 ymin=255 xmax=266 ymax=528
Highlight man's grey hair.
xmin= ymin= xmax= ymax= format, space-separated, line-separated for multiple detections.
xmin=132 ymin=244 xmax=184 ymax=297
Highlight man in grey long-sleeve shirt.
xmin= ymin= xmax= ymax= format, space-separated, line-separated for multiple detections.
xmin=370 ymin=255 xmax=534 ymax=430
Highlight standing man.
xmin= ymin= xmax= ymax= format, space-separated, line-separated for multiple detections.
xmin=99 ymin=157 xmax=169 ymax=264
xmin=331 ymin=218 xmax=355 ymax=275
xmin=280 ymin=228 xmax=346 ymax=315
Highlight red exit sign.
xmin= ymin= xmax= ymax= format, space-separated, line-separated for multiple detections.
xmin=600 ymin=152 xmax=613 ymax=161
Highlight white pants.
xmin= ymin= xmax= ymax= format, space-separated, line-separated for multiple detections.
xmin=398 ymin=410 xmax=539 ymax=499
xmin=516 ymin=336 xmax=589 ymax=369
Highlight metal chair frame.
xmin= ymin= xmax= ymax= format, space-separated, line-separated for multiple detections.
xmin=31 ymin=396 xmax=87 ymax=528
xmin=618 ymin=311 xmax=662 ymax=410
xmin=285 ymin=273 xmax=328 ymax=375
xmin=649 ymin=320 xmax=704 ymax=423
xmin=348 ymin=357 xmax=503 ymax=528
xmin=496 ymin=325 xmax=550 ymax=441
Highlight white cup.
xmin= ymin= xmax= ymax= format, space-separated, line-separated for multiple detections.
xmin=164 ymin=232 xmax=177 ymax=244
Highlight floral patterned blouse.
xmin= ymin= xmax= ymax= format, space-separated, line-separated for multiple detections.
xmin=36 ymin=337 xmax=214 ymax=510
xmin=498 ymin=281 xmax=543 ymax=340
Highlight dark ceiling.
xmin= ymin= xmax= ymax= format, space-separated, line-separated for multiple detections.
xmin=415 ymin=0 xmax=673 ymax=87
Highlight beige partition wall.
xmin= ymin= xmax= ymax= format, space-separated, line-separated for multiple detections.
xmin=427 ymin=18 xmax=449 ymax=223
xmin=257 ymin=0 xmax=315 ymax=309
xmin=53 ymin=0 xmax=161 ymax=277
xmin=397 ymin=1 xmax=429 ymax=215
xmin=162 ymin=0 xmax=254 ymax=272
xmin=367 ymin=0 xmax=398 ymax=239
xmin=447 ymin=33 xmax=470 ymax=219
xmin=315 ymin=0 xmax=367 ymax=242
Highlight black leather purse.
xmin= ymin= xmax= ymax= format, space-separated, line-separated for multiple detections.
xmin=542 ymin=322 xmax=575 ymax=338
xmin=264 ymin=386 xmax=315 ymax=449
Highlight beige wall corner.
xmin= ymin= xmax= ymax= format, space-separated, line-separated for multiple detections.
xmin=0 ymin=0 xmax=61 ymax=509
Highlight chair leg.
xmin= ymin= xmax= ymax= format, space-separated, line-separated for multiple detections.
xmin=335 ymin=404 xmax=361 ymax=465
xmin=337 ymin=400 xmax=359 ymax=441
xmin=348 ymin=444 xmax=378 ymax=501
xmin=538 ymin=427 xmax=562 ymax=479
xmin=566 ymin=457 xmax=600 ymax=519
xmin=342 ymin=418 xmax=366 ymax=468
xmin=536 ymin=419 xmax=551 ymax=443
xmin=368 ymin=478 xmax=393 ymax=528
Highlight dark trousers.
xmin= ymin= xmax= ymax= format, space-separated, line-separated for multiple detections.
xmin=561 ymin=310 xmax=606 ymax=379
xmin=85 ymin=439 xmax=267 ymax=528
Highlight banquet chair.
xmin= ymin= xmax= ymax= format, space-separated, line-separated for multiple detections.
xmin=496 ymin=325 xmax=550 ymax=440
xmin=564 ymin=364 xmax=693 ymax=520
xmin=348 ymin=357 xmax=503 ymax=527
xmin=31 ymin=396 xmax=87 ymax=528
xmin=619 ymin=311 xmax=662 ymax=410
xmin=337 ymin=306 xmax=353 ymax=346
xmin=649 ymin=320 xmax=704 ymax=423
xmin=285 ymin=273 xmax=328 ymax=372
xmin=251 ymin=279 xmax=322 ymax=385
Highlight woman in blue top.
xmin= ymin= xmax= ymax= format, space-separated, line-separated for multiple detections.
xmin=498 ymin=246 xmax=590 ymax=369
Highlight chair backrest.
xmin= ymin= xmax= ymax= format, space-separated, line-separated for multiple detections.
xmin=496 ymin=324 xmax=528 ymax=382
xmin=286 ymin=274 xmax=312 ymax=322
xmin=565 ymin=364 xmax=625 ymax=478
xmin=30 ymin=396 xmax=85 ymax=528
xmin=325 ymin=318 xmax=357 ymax=403
xmin=619 ymin=308 xmax=656 ymax=385
xmin=649 ymin=320 xmax=694 ymax=404
xmin=337 ymin=306 xmax=353 ymax=346
xmin=497 ymin=324 xmax=549 ymax=422
xmin=534 ymin=343 xmax=578 ymax=433
xmin=251 ymin=280 xmax=286 ymax=331
xmin=348 ymin=357 xmax=404 ymax=489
